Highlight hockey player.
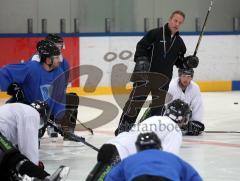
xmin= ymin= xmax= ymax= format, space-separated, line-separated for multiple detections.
xmin=0 ymin=132 xmax=70 ymax=180
xmin=30 ymin=34 xmax=79 ymax=138
xmin=0 ymin=39 xmax=66 ymax=120
xmin=115 ymin=10 xmax=199 ymax=135
xmin=167 ymin=68 xmax=205 ymax=135
xmin=31 ymin=33 xmax=70 ymax=84
xmin=0 ymin=40 xmax=79 ymax=140
xmin=45 ymin=33 xmax=69 ymax=79
xmin=0 ymin=101 xmax=70 ymax=180
xmin=46 ymin=34 xmax=79 ymax=138
xmin=86 ymin=99 xmax=191 ymax=180
xmin=0 ymin=102 xmax=46 ymax=165
xmin=105 ymin=132 xmax=203 ymax=181
xmin=140 ymin=68 xmax=205 ymax=136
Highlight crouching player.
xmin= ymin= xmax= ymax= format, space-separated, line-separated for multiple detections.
xmin=0 ymin=102 xmax=69 ymax=180
xmin=106 ymin=132 xmax=203 ymax=181
xmin=86 ymin=99 xmax=192 ymax=180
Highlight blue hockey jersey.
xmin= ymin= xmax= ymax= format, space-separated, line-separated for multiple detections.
xmin=105 ymin=149 xmax=203 ymax=181
xmin=0 ymin=61 xmax=66 ymax=118
xmin=30 ymin=54 xmax=70 ymax=85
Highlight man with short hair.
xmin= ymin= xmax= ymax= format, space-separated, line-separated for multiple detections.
xmin=115 ymin=10 xmax=199 ymax=135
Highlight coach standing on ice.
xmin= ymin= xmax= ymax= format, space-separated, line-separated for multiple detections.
xmin=115 ymin=10 xmax=199 ymax=135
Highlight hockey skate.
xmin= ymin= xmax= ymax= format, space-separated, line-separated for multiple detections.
xmin=47 ymin=126 xmax=58 ymax=138
xmin=21 ymin=165 xmax=70 ymax=181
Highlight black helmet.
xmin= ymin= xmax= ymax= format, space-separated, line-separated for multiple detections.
xmin=30 ymin=100 xmax=49 ymax=128
xmin=165 ymin=99 xmax=191 ymax=125
xmin=37 ymin=40 xmax=60 ymax=59
xmin=46 ymin=33 xmax=64 ymax=44
xmin=135 ymin=132 xmax=162 ymax=152
xmin=178 ymin=68 xmax=194 ymax=77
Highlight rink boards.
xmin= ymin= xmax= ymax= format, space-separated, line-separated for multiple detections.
xmin=0 ymin=32 xmax=240 ymax=97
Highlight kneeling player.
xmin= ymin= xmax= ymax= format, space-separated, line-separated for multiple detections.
xmin=86 ymin=99 xmax=191 ymax=180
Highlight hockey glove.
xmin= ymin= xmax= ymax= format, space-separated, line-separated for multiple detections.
xmin=38 ymin=161 xmax=45 ymax=170
xmin=21 ymin=165 xmax=70 ymax=181
xmin=134 ymin=56 xmax=150 ymax=72
xmin=186 ymin=120 xmax=205 ymax=136
xmin=130 ymin=56 xmax=150 ymax=82
xmin=7 ymin=82 xmax=25 ymax=102
xmin=183 ymin=55 xmax=199 ymax=68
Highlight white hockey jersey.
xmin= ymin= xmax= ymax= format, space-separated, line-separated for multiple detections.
xmin=167 ymin=77 xmax=203 ymax=123
xmin=0 ymin=103 xmax=40 ymax=164
xmin=107 ymin=116 xmax=182 ymax=160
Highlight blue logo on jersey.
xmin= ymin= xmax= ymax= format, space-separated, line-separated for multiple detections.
xmin=40 ymin=84 xmax=52 ymax=101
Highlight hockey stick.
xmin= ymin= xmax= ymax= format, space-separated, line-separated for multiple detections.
xmin=140 ymin=113 xmax=240 ymax=134
xmin=139 ymin=105 xmax=166 ymax=123
xmin=139 ymin=107 xmax=151 ymax=123
xmin=205 ymin=131 xmax=240 ymax=134
xmin=193 ymin=0 xmax=214 ymax=56
xmin=46 ymin=119 xmax=99 ymax=152
xmin=76 ymin=119 xmax=94 ymax=135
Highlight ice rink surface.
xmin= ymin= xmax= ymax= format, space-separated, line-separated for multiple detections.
xmin=1 ymin=91 xmax=240 ymax=180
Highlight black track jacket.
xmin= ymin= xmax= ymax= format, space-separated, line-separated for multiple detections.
xmin=134 ymin=23 xmax=186 ymax=80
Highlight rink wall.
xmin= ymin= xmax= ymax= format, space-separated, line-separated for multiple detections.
xmin=0 ymin=32 xmax=240 ymax=97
